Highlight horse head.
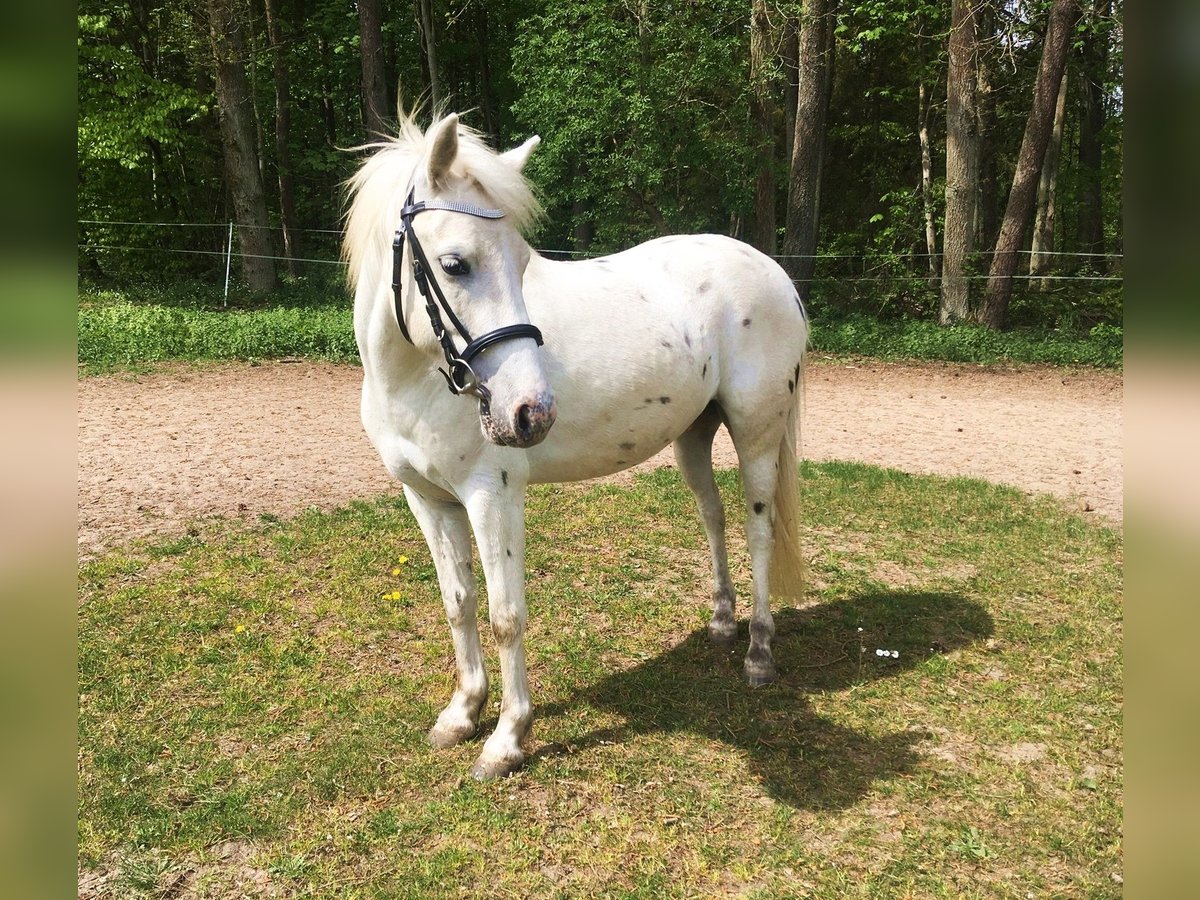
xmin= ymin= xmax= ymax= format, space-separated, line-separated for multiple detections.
xmin=420 ymin=114 xmax=556 ymax=447
xmin=347 ymin=112 xmax=556 ymax=448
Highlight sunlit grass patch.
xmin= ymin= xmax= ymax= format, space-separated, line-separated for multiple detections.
xmin=79 ymin=462 xmax=1121 ymax=897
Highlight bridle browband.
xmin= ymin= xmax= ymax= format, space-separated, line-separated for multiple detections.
xmin=392 ymin=188 xmax=544 ymax=401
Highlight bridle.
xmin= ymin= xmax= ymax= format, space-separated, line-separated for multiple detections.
xmin=392 ymin=188 xmax=544 ymax=402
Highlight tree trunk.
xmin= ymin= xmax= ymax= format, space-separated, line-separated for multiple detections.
xmin=263 ymin=0 xmax=299 ymax=278
xmin=417 ymin=0 xmax=441 ymax=111
xmin=570 ymin=157 xmax=593 ymax=252
xmin=981 ymin=0 xmax=1081 ymax=328
xmin=204 ymin=0 xmax=276 ymax=292
xmin=247 ymin=10 xmax=266 ymax=183
xmin=918 ymin=81 xmax=938 ymax=278
xmin=636 ymin=0 xmax=653 ymax=70
xmin=1076 ymin=0 xmax=1112 ymax=265
xmin=975 ymin=0 xmax=999 ymax=251
xmin=749 ymin=0 xmax=777 ymax=254
xmin=358 ymin=0 xmax=389 ymax=137
xmin=1030 ymin=73 xmax=1068 ymax=284
xmin=782 ymin=0 xmax=837 ymax=305
xmin=317 ymin=36 xmax=338 ymax=146
xmin=939 ymin=0 xmax=979 ymax=323
xmin=781 ymin=20 xmax=798 ymax=167
xmin=475 ymin=2 xmax=498 ymax=143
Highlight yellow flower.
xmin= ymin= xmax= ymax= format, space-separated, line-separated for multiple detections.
xmin=391 ymin=568 xmax=401 ymax=576
xmin=234 ymin=624 xmax=246 ymax=634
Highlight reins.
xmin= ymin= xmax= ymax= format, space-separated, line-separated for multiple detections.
xmin=392 ymin=188 xmax=544 ymax=401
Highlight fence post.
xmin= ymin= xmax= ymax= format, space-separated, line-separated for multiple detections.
xmin=223 ymin=222 xmax=233 ymax=307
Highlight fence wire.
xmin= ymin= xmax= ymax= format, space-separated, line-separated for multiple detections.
xmin=78 ymin=219 xmax=1124 ymax=283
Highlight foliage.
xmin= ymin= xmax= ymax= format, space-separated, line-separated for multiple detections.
xmin=77 ymin=275 xmax=1121 ymax=371
xmin=811 ymin=311 xmax=1122 ymax=367
xmin=77 ymin=4 xmax=221 ymax=280
xmin=78 ymin=277 xmax=356 ymax=372
xmin=79 ymin=462 xmax=1122 ymax=896
xmin=76 ymin=1 xmax=1124 ymax=328
xmin=77 ymin=14 xmax=210 ymax=170
xmin=511 ymin=0 xmax=755 ymax=251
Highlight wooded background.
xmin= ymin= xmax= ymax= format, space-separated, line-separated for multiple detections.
xmin=77 ymin=0 xmax=1122 ymax=330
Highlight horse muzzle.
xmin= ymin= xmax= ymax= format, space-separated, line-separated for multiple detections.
xmin=480 ymin=391 xmax=556 ymax=448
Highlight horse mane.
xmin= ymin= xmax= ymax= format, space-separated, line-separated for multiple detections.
xmin=342 ymin=111 xmax=543 ymax=294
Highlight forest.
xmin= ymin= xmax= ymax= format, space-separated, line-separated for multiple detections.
xmin=77 ymin=0 xmax=1123 ymax=332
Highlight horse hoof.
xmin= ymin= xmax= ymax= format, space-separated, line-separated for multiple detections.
xmin=744 ymin=664 xmax=777 ymax=687
xmin=470 ymin=754 xmax=524 ymax=781
xmin=428 ymin=722 xmax=477 ymax=750
xmin=708 ymin=621 xmax=737 ymax=645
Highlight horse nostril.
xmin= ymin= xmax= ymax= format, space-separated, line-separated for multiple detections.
xmin=516 ymin=404 xmax=534 ymax=439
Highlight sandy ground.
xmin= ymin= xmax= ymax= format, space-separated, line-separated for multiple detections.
xmin=77 ymin=358 xmax=1122 ymax=558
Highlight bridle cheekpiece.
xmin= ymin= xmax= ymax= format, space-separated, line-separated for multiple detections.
xmin=392 ymin=188 xmax=544 ymax=402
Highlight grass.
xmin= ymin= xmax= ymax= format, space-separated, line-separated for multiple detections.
xmin=77 ymin=279 xmax=1122 ymax=373
xmin=811 ymin=313 xmax=1122 ymax=368
xmin=78 ymin=280 xmax=358 ymax=373
xmin=78 ymin=461 xmax=1123 ymax=897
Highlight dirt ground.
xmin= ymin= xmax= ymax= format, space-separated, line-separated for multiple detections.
xmin=77 ymin=358 xmax=1122 ymax=558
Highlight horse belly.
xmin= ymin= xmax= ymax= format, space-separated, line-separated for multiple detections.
xmin=524 ymin=361 xmax=713 ymax=484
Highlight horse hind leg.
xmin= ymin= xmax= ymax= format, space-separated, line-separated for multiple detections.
xmin=725 ymin=400 xmax=799 ymax=687
xmin=673 ymin=401 xmax=737 ymax=643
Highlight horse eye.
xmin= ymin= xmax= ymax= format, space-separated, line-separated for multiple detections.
xmin=439 ymin=255 xmax=470 ymax=276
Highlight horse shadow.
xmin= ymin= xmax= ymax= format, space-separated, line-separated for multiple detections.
xmin=531 ymin=591 xmax=993 ymax=810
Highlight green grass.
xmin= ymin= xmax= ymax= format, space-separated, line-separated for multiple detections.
xmin=78 ymin=280 xmax=357 ymax=373
xmin=810 ymin=313 xmax=1122 ymax=368
xmin=78 ymin=461 xmax=1123 ymax=897
xmin=78 ymin=280 xmax=1122 ymax=373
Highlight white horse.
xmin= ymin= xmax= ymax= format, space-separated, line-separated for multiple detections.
xmin=343 ymin=112 xmax=808 ymax=779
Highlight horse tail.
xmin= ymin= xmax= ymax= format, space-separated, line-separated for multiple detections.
xmin=769 ymin=356 xmax=806 ymax=601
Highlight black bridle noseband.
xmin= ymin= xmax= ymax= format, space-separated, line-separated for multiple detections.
xmin=391 ymin=188 xmax=544 ymax=401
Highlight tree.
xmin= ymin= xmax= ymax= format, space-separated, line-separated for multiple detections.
xmin=918 ymin=80 xmax=938 ymax=278
xmin=974 ymin=0 xmax=999 ymax=251
xmin=417 ymin=0 xmax=441 ymax=111
xmin=358 ymin=0 xmax=389 ymax=137
xmin=749 ymin=0 xmax=777 ymax=254
xmin=204 ymin=0 xmax=276 ymax=291
xmin=76 ymin=0 xmax=1122 ymax=333
xmin=939 ymin=0 xmax=978 ymax=323
xmin=511 ymin=0 xmax=756 ymax=251
xmin=263 ymin=0 xmax=299 ymax=276
xmin=981 ymin=0 xmax=1081 ymax=328
xmin=473 ymin=2 xmax=499 ymax=142
xmin=1076 ymin=0 xmax=1114 ymax=264
xmin=77 ymin=5 xmax=218 ymax=278
xmin=782 ymin=0 xmax=837 ymax=305
xmin=1030 ymin=73 xmax=1068 ymax=283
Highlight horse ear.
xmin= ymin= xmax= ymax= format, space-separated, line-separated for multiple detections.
xmin=426 ymin=113 xmax=460 ymax=186
xmin=500 ymin=135 xmax=540 ymax=172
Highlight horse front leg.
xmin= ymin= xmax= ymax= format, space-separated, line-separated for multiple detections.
xmin=464 ymin=482 xmax=532 ymax=779
xmin=403 ymin=486 xmax=488 ymax=748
